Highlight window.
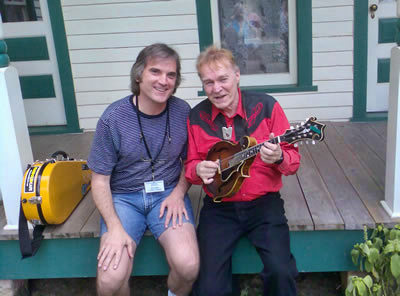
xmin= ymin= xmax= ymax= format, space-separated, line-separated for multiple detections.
xmin=195 ymin=0 xmax=316 ymax=93
xmin=0 ymin=0 xmax=41 ymax=22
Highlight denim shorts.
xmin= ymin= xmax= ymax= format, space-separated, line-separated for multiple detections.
xmin=100 ymin=185 xmax=195 ymax=245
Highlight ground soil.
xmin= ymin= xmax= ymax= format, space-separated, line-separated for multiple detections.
xmin=27 ymin=272 xmax=343 ymax=295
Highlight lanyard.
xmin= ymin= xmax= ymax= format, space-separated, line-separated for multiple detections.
xmin=135 ymin=95 xmax=170 ymax=180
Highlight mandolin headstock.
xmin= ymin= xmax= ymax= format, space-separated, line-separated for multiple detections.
xmin=280 ymin=117 xmax=326 ymax=145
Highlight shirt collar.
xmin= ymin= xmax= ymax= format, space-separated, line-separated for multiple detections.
xmin=211 ymin=88 xmax=245 ymax=121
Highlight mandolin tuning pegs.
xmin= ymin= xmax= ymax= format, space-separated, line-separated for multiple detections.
xmin=312 ymin=140 xmax=316 ymax=145
xmin=294 ymin=143 xmax=298 ymax=147
xmin=305 ymin=140 xmax=309 ymax=145
xmin=290 ymin=126 xmax=294 ymax=129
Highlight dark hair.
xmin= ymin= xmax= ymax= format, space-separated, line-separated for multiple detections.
xmin=130 ymin=43 xmax=181 ymax=95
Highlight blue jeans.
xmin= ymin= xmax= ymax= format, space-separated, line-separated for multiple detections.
xmin=192 ymin=192 xmax=298 ymax=296
xmin=100 ymin=185 xmax=195 ymax=244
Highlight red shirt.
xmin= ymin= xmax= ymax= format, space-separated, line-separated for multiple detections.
xmin=184 ymin=89 xmax=301 ymax=202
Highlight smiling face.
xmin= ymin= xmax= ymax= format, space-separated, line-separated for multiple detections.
xmin=199 ymin=60 xmax=241 ymax=117
xmin=137 ymin=57 xmax=177 ymax=115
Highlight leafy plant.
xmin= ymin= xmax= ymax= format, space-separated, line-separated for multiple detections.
xmin=346 ymin=224 xmax=400 ymax=296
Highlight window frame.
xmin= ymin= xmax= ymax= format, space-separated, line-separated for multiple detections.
xmin=195 ymin=0 xmax=317 ymax=94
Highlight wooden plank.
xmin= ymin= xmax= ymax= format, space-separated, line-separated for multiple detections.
xmin=65 ymin=15 xmax=197 ymax=35
xmin=312 ymin=6 xmax=353 ymax=22
xmin=69 ymin=44 xmax=200 ymax=64
xmin=281 ymin=175 xmax=314 ymax=231
xmin=80 ymin=208 xmax=100 ymax=238
xmin=187 ymin=185 xmax=204 ymax=226
xmin=313 ymin=51 xmax=353 ymax=67
xmin=313 ymin=66 xmax=353 ymax=80
xmin=368 ymin=121 xmax=388 ymax=140
xmin=313 ymin=36 xmax=353 ymax=52
xmin=350 ymin=123 xmax=386 ymax=161
xmin=312 ymin=0 xmax=353 ymax=8
xmin=313 ymin=21 xmax=353 ymax=38
xmin=325 ymin=123 xmax=400 ymax=227
xmin=67 ymin=30 xmax=199 ymax=50
xmin=0 ymin=203 xmax=19 ymax=240
xmin=306 ymin=139 xmax=375 ymax=230
xmin=314 ymin=80 xmax=353 ymax=93
xmin=296 ymin=146 xmax=344 ymax=230
xmin=43 ymin=192 xmax=97 ymax=239
xmin=332 ymin=122 xmax=385 ymax=191
xmin=62 ymin=0 xmax=195 ymax=21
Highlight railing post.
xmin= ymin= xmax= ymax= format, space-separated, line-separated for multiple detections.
xmin=381 ymin=1 xmax=400 ymax=218
xmin=0 ymin=14 xmax=33 ymax=229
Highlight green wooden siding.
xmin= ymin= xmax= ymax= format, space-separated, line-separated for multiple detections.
xmin=0 ymin=230 xmax=362 ymax=279
xmin=5 ymin=37 xmax=49 ymax=61
xmin=378 ymin=58 xmax=391 ymax=83
xmin=379 ymin=18 xmax=399 ymax=44
xmin=20 ymin=75 xmax=55 ymax=99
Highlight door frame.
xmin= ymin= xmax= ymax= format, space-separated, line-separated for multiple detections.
xmin=2 ymin=0 xmax=81 ymax=135
xmin=353 ymin=0 xmax=388 ymax=122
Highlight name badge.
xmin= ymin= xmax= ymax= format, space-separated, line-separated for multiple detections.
xmin=144 ymin=180 xmax=165 ymax=193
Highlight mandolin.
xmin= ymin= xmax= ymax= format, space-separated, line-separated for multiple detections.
xmin=205 ymin=117 xmax=326 ymax=202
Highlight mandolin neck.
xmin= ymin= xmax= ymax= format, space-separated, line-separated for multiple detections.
xmin=227 ymin=136 xmax=280 ymax=168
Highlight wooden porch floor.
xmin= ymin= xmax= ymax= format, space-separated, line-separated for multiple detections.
xmin=1 ymin=120 xmax=399 ymax=240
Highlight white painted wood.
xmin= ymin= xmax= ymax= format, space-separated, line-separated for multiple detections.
xmin=367 ymin=0 xmax=397 ymax=112
xmin=3 ymin=0 xmax=67 ymax=126
xmin=313 ymin=36 xmax=353 ymax=52
xmin=275 ymin=92 xmax=353 ymax=109
xmin=10 ymin=60 xmax=53 ymax=76
xmin=76 ymin=87 xmax=200 ymax=106
xmin=284 ymin=106 xmax=353 ymax=122
xmin=3 ymin=21 xmax=46 ymax=38
xmin=313 ymin=51 xmax=353 ymax=67
xmin=313 ymin=80 xmax=353 ymax=93
xmin=62 ymin=1 xmax=358 ymax=129
xmin=0 ymin=67 xmax=34 ymax=229
xmin=62 ymin=0 xmax=195 ymax=20
xmin=71 ymin=60 xmax=197 ymax=78
xmin=382 ymin=46 xmax=400 ymax=217
xmin=67 ymin=30 xmax=199 ymax=50
xmin=313 ymin=66 xmax=353 ymax=80
xmin=313 ymin=21 xmax=353 ymax=38
xmin=62 ymin=0 xmax=153 ymax=6
xmin=74 ymin=73 xmax=200 ymax=92
xmin=69 ymin=44 xmax=199 ymax=63
xmin=378 ymin=43 xmax=398 ymax=58
xmin=65 ymin=15 xmax=197 ymax=35
xmin=312 ymin=0 xmax=353 ymax=8
xmin=312 ymin=6 xmax=353 ymax=22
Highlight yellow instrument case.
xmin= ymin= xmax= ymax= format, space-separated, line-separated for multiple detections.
xmin=20 ymin=151 xmax=91 ymax=225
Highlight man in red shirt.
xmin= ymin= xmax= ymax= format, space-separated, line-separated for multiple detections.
xmin=185 ymin=45 xmax=300 ymax=296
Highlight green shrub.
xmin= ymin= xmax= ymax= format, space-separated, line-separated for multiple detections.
xmin=346 ymin=224 xmax=400 ymax=296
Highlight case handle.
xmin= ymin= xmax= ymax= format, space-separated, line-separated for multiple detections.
xmin=51 ymin=150 xmax=69 ymax=160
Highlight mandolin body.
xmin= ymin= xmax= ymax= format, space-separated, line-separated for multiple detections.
xmin=206 ymin=136 xmax=258 ymax=201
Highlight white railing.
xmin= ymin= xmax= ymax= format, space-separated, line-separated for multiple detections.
xmin=0 ymin=14 xmax=33 ymax=229
xmin=381 ymin=0 xmax=400 ymax=218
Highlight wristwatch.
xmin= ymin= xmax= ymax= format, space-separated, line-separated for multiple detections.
xmin=274 ymin=152 xmax=284 ymax=165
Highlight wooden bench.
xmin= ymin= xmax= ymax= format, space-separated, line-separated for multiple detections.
xmin=1 ymin=121 xmax=399 ymax=280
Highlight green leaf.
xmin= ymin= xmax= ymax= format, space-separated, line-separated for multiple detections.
xmin=368 ymin=248 xmax=379 ymax=264
xmin=355 ymin=280 xmax=367 ymax=295
xmin=362 ymin=244 xmax=371 ymax=256
xmin=384 ymin=243 xmax=395 ymax=254
xmin=352 ymin=249 xmax=360 ymax=266
xmin=363 ymin=275 xmax=373 ymax=288
xmin=391 ymin=253 xmax=400 ymax=278
xmin=365 ymin=260 xmax=372 ymax=273
xmin=373 ymin=237 xmax=383 ymax=250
